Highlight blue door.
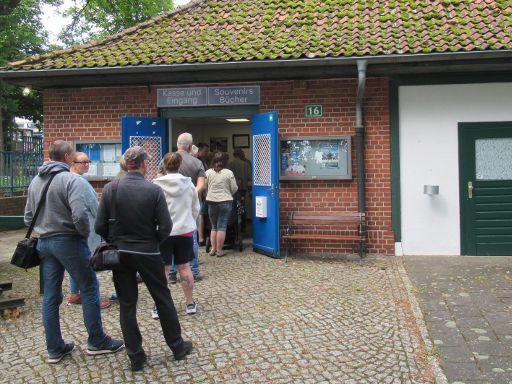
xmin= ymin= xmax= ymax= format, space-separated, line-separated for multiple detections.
xmin=251 ymin=112 xmax=280 ymax=258
xmin=121 ymin=116 xmax=167 ymax=180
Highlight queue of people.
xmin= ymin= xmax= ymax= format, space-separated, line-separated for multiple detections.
xmin=24 ymin=134 xmax=249 ymax=371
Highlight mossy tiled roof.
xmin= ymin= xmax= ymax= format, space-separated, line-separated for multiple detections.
xmin=6 ymin=0 xmax=512 ymax=71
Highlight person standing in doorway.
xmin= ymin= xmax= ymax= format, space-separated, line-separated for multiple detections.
xmin=153 ymin=152 xmax=200 ymax=317
xmin=229 ymin=148 xmax=251 ymax=234
xmin=25 ymin=140 xmax=124 ymax=364
xmin=206 ymin=152 xmax=238 ymax=257
xmin=195 ymin=142 xmax=210 ymax=246
xmin=169 ymin=132 xmax=206 ymax=283
xmin=95 ymin=146 xmax=193 ymax=371
xmin=67 ymin=152 xmax=111 ymax=309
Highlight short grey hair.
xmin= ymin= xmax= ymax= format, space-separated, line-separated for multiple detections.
xmin=177 ymin=133 xmax=193 ymax=150
xmin=49 ymin=140 xmax=74 ymax=162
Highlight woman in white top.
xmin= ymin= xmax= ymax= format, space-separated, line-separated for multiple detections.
xmin=153 ymin=153 xmax=200 ymax=316
xmin=205 ymin=152 xmax=238 ymax=256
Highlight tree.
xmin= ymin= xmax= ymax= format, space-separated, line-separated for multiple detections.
xmin=0 ymin=0 xmax=55 ymax=150
xmin=0 ymin=0 xmax=175 ymax=150
xmin=59 ymin=0 xmax=174 ymax=46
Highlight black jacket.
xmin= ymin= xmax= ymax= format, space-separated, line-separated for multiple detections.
xmin=95 ymin=172 xmax=172 ymax=255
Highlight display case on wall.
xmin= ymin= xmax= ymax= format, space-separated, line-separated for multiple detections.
xmin=279 ymin=136 xmax=352 ymax=180
xmin=75 ymin=142 xmax=122 ymax=180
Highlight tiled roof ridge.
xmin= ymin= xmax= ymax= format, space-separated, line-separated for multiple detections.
xmin=9 ymin=0 xmax=206 ymax=68
xmin=4 ymin=0 xmax=512 ymax=71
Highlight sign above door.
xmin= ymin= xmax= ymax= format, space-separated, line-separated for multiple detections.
xmin=157 ymin=86 xmax=260 ymax=108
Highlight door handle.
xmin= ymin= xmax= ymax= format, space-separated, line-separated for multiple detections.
xmin=468 ymin=181 xmax=473 ymax=199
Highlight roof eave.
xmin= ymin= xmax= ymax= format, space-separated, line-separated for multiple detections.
xmin=1 ymin=50 xmax=511 ymax=88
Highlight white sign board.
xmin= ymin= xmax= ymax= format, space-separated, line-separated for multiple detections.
xmin=255 ymin=196 xmax=267 ymax=218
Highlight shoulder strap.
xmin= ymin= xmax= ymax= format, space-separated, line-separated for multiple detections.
xmin=110 ymin=178 xmax=120 ymax=220
xmin=26 ymin=169 xmax=68 ymax=238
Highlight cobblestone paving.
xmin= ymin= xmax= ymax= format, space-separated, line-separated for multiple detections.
xmin=0 ymin=230 xmax=435 ymax=383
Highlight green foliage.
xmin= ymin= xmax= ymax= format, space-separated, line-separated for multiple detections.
xmin=0 ymin=0 xmax=53 ymax=150
xmin=59 ymin=0 xmax=174 ymax=46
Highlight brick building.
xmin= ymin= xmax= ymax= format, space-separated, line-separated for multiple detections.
xmin=1 ymin=0 xmax=511 ymax=257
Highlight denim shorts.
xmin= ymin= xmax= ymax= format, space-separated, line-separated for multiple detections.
xmin=207 ymin=200 xmax=232 ymax=231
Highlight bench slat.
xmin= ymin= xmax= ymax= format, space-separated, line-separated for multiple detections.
xmin=0 ymin=297 xmax=25 ymax=311
xmin=0 ymin=282 xmax=13 ymax=291
xmin=283 ymin=234 xmax=362 ymax=240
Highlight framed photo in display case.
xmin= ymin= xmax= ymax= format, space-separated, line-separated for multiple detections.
xmin=279 ymin=136 xmax=352 ymax=180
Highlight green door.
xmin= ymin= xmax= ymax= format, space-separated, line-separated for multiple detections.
xmin=459 ymin=122 xmax=512 ymax=255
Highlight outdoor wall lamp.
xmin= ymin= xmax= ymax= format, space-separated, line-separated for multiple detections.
xmin=22 ymin=86 xmax=31 ymax=96
xmin=424 ymin=185 xmax=439 ymax=196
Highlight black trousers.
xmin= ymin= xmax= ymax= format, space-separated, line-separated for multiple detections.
xmin=112 ymin=252 xmax=184 ymax=360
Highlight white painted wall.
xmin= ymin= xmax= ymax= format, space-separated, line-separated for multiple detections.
xmin=399 ymin=83 xmax=512 ymax=255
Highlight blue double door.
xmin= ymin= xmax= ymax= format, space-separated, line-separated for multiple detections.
xmin=121 ymin=112 xmax=281 ymax=258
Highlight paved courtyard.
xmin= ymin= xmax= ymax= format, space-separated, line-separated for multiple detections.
xmin=0 ymin=229 xmax=436 ymax=383
xmin=405 ymin=256 xmax=512 ymax=384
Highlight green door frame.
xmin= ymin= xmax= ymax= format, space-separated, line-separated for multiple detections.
xmin=458 ymin=121 xmax=512 ymax=255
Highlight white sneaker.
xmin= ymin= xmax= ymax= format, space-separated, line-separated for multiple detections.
xmin=151 ymin=306 xmax=159 ymax=319
xmin=186 ymin=302 xmax=197 ymax=315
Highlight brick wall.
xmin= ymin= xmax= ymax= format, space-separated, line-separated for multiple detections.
xmin=43 ymin=86 xmax=156 ymax=157
xmin=0 ymin=196 xmax=27 ymax=215
xmin=44 ymin=78 xmax=394 ymax=255
xmin=259 ymin=79 xmax=394 ymax=255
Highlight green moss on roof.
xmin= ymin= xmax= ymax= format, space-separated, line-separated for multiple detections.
xmin=5 ymin=0 xmax=512 ymax=71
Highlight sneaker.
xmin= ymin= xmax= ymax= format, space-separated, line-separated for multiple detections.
xmin=173 ymin=340 xmax=193 ymax=361
xmin=151 ymin=306 xmax=159 ymax=320
xmin=169 ymin=272 xmax=178 ymax=284
xmin=67 ymin=294 xmax=81 ymax=305
xmin=48 ymin=342 xmax=75 ymax=364
xmin=86 ymin=336 xmax=124 ymax=356
xmin=136 ymin=273 xmax=143 ymax=284
xmin=100 ymin=298 xmax=111 ymax=309
xmin=193 ymin=273 xmax=203 ymax=282
xmin=130 ymin=353 xmax=147 ymax=372
xmin=109 ymin=293 xmax=118 ymax=301
xmin=186 ymin=302 xmax=197 ymax=315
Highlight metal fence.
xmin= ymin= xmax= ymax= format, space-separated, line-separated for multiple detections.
xmin=0 ymin=151 xmax=43 ymax=196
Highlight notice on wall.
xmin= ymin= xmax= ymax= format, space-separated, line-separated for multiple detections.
xmin=102 ymin=163 xmax=121 ymax=177
xmin=84 ymin=163 xmax=98 ymax=177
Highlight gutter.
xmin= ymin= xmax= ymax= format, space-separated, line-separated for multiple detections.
xmin=355 ymin=60 xmax=367 ymax=214
xmin=0 ymin=50 xmax=510 ymax=80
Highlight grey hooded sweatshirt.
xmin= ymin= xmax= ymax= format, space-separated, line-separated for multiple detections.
xmin=24 ymin=161 xmax=90 ymax=239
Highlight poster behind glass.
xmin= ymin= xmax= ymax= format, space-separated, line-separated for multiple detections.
xmin=76 ymin=143 xmax=122 ymax=179
xmin=280 ymin=136 xmax=351 ymax=180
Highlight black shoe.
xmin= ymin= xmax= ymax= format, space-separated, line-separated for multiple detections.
xmin=136 ymin=273 xmax=143 ymax=284
xmin=87 ymin=336 xmax=124 ymax=355
xmin=130 ymin=353 xmax=147 ymax=372
xmin=193 ymin=273 xmax=203 ymax=282
xmin=173 ymin=341 xmax=193 ymax=361
xmin=169 ymin=272 xmax=178 ymax=284
xmin=198 ymin=240 xmax=206 ymax=246
xmin=48 ymin=342 xmax=75 ymax=364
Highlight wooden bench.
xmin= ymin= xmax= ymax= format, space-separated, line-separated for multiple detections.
xmin=282 ymin=212 xmax=367 ymax=261
xmin=0 ymin=281 xmax=25 ymax=313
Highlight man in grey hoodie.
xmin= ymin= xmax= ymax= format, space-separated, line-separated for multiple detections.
xmin=25 ymin=140 xmax=124 ymax=364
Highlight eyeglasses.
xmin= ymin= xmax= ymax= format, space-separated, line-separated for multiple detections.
xmin=73 ymin=161 xmax=91 ymax=164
